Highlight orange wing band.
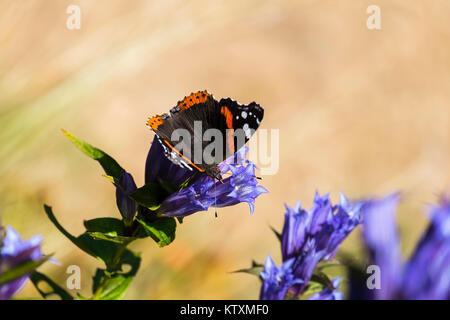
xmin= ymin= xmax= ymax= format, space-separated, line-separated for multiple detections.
xmin=147 ymin=114 xmax=168 ymax=131
xmin=221 ymin=106 xmax=235 ymax=155
xmin=176 ymin=90 xmax=211 ymax=111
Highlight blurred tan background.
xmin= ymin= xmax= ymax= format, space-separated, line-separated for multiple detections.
xmin=1 ymin=0 xmax=449 ymax=299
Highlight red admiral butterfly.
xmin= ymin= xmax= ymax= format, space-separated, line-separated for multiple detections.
xmin=147 ymin=90 xmax=264 ymax=182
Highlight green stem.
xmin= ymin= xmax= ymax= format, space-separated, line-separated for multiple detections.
xmin=91 ymin=226 xmax=140 ymax=300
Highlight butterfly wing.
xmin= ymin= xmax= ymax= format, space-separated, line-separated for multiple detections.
xmin=147 ymin=91 xmax=219 ymax=172
xmin=217 ymin=98 xmax=264 ymax=159
xmin=147 ymin=91 xmax=264 ymax=171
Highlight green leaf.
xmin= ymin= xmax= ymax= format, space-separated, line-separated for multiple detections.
xmin=45 ymin=205 xmax=108 ymax=262
xmin=84 ymin=217 xmax=125 ymax=235
xmin=92 ymin=250 xmax=141 ymax=300
xmin=299 ymin=282 xmax=324 ymax=299
xmin=76 ymin=233 xmax=130 ymax=271
xmin=270 ymin=226 xmax=282 ymax=242
xmin=84 ymin=217 xmax=146 ymax=243
xmin=232 ymin=260 xmax=264 ymax=277
xmin=92 ymin=270 xmax=132 ymax=300
xmin=44 ymin=205 xmax=135 ymax=270
xmin=103 ymin=174 xmax=118 ymax=185
xmin=298 ymin=269 xmax=339 ymax=299
xmin=0 ymin=255 xmax=52 ymax=285
xmin=310 ymin=270 xmax=334 ymax=288
xmin=118 ymin=248 xmax=141 ymax=275
xmin=136 ymin=217 xmax=176 ymax=247
xmin=88 ymin=232 xmax=137 ymax=244
xmin=157 ymin=179 xmax=179 ymax=195
xmin=316 ymin=259 xmax=342 ymax=270
xmin=128 ymin=183 xmax=165 ymax=210
xmin=62 ymin=129 xmax=123 ymax=179
xmin=44 ymin=205 xmax=85 ymax=248
xmin=156 ymin=175 xmax=194 ymax=195
xmin=30 ymin=271 xmax=74 ymax=300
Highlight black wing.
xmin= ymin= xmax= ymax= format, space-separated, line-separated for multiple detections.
xmin=217 ymin=98 xmax=264 ymax=158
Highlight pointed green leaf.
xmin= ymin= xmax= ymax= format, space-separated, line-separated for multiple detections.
xmin=270 ymin=226 xmax=282 ymax=242
xmin=84 ymin=218 xmax=125 ymax=235
xmin=92 ymin=270 xmax=133 ymax=300
xmin=128 ymin=183 xmax=165 ymax=210
xmin=84 ymin=217 xmax=147 ymax=239
xmin=88 ymin=232 xmax=137 ymax=244
xmin=232 ymin=260 xmax=264 ymax=277
xmin=136 ymin=217 xmax=176 ymax=247
xmin=92 ymin=250 xmax=141 ymax=300
xmin=299 ymin=282 xmax=324 ymax=299
xmin=310 ymin=270 xmax=334 ymax=288
xmin=62 ymin=129 xmax=123 ymax=179
xmin=103 ymin=174 xmax=118 ymax=185
xmin=44 ymin=205 xmax=135 ymax=270
xmin=316 ymin=259 xmax=342 ymax=270
xmin=0 ymin=255 xmax=52 ymax=285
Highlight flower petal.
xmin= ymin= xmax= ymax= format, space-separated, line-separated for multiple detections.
xmin=361 ymin=193 xmax=402 ymax=299
xmin=115 ymin=170 xmax=138 ymax=223
xmin=259 ymin=255 xmax=303 ymax=300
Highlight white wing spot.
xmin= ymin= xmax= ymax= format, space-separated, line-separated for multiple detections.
xmin=241 ymin=111 xmax=247 ymax=119
xmin=243 ymin=123 xmax=251 ymax=139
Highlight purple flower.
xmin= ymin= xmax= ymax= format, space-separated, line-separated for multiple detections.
xmin=357 ymin=194 xmax=450 ymax=300
xmin=257 ymin=192 xmax=364 ymax=300
xmin=145 ymin=135 xmax=193 ymax=186
xmin=155 ymin=143 xmax=268 ymax=218
xmin=0 ymin=225 xmax=43 ymax=300
xmin=259 ymin=255 xmax=303 ymax=300
xmin=308 ymin=277 xmax=343 ymax=300
xmin=281 ymin=192 xmax=364 ymax=295
xmin=114 ymin=136 xmax=266 ymax=220
xmin=360 ymin=193 xmax=402 ymax=299
xmin=115 ymin=170 xmax=138 ymax=225
xmin=402 ymin=197 xmax=450 ymax=299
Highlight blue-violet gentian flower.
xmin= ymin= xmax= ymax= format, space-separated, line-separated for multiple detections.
xmin=259 ymin=191 xmax=365 ymax=300
xmin=145 ymin=135 xmax=268 ymax=218
xmin=280 ymin=191 xmax=364 ymax=296
xmin=353 ymin=194 xmax=450 ymax=300
xmin=0 ymin=224 xmax=43 ymax=300
xmin=259 ymin=255 xmax=303 ymax=300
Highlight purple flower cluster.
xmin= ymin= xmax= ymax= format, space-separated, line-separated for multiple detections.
xmin=0 ymin=224 xmax=43 ymax=300
xmin=260 ymin=192 xmax=365 ymax=300
xmin=259 ymin=255 xmax=303 ymax=300
xmin=139 ymin=136 xmax=267 ymax=218
xmin=356 ymin=194 xmax=450 ymax=300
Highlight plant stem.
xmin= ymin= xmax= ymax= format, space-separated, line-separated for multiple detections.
xmin=91 ymin=226 xmax=140 ymax=300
